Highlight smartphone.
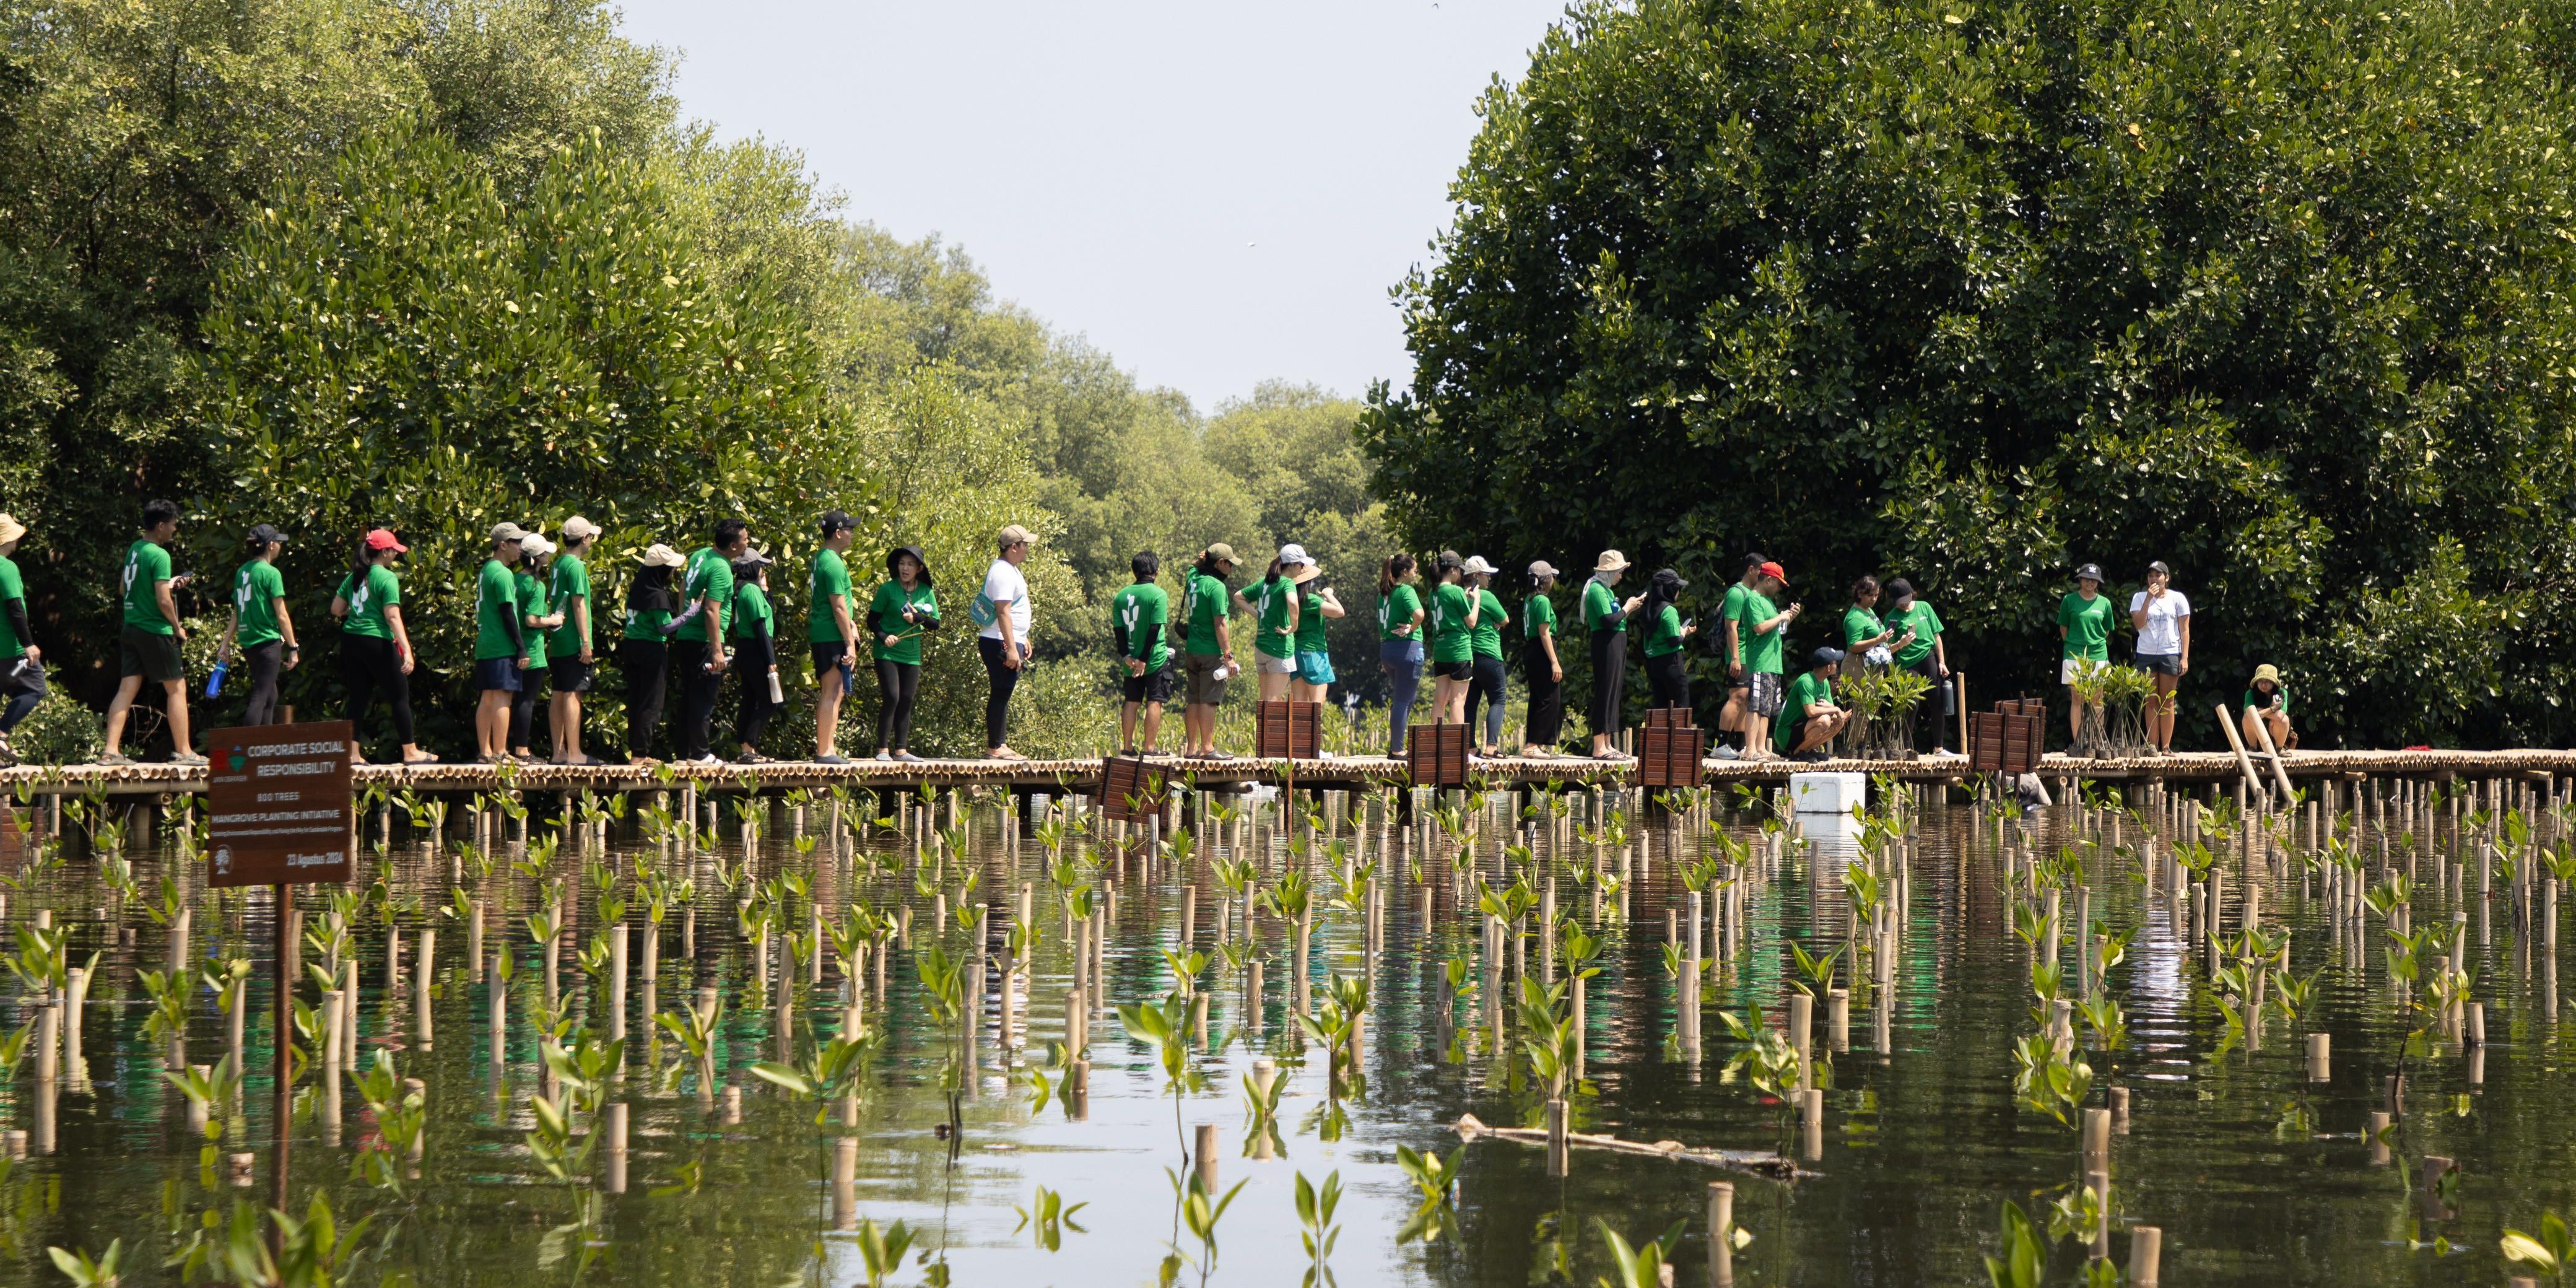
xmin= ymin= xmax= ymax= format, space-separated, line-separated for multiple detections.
xmin=1681 ymin=617 xmax=1695 ymax=633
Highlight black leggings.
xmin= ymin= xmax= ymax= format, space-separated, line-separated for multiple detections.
xmin=733 ymin=636 xmax=777 ymax=749
xmin=1464 ymin=653 xmax=1507 ymax=747
xmin=1646 ymin=650 xmax=1690 ymax=710
xmin=1522 ymin=641 xmax=1564 ymax=748
xmin=340 ymin=635 xmax=413 ymax=747
xmin=240 ymin=640 xmax=285 ymax=726
xmin=671 ymin=640 xmax=718 ymax=760
xmin=619 ymin=638 xmax=668 ymax=760
xmin=875 ymin=658 xmax=920 ymax=752
xmin=509 ymin=671 xmax=545 ymax=749
xmin=978 ymin=636 xmax=1023 ymax=750
xmin=1588 ymin=629 xmax=1627 ymax=741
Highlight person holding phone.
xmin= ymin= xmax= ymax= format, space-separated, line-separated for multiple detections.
xmin=1731 ymin=560 xmax=1800 ymax=760
xmin=728 ymin=548 xmax=779 ymax=762
xmin=1460 ymin=556 xmax=1509 ymax=755
xmin=0 ymin=515 xmax=38 ymax=765
xmin=1289 ymin=554 xmax=1343 ymax=707
xmin=546 ymin=516 xmax=602 ymax=765
xmin=507 ymin=532 xmax=564 ymax=760
xmin=1520 ymin=561 xmax=1564 ymax=757
xmin=334 ymin=529 xmax=436 ymax=765
xmin=1582 ymin=550 xmax=1632 ymax=759
xmin=1640 ymin=567 xmax=1695 ymax=711
xmin=1884 ymin=578 xmax=1950 ymax=755
xmin=1843 ymin=575 xmax=1904 ymax=669
xmin=219 ymin=523 xmax=297 ymax=728
xmin=867 ymin=544 xmax=938 ymax=762
xmin=103 ymin=499 xmax=202 ymax=765
xmin=1178 ymin=544 xmax=1238 ymax=759
xmin=1376 ymin=553 xmax=1425 ymax=757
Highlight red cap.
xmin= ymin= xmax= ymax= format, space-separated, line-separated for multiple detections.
xmin=1758 ymin=560 xmax=1786 ymax=583
xmin=364 ymin=528 xmax=408 ymax=554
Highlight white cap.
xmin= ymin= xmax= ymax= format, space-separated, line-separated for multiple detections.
xmin=1277 ymin=542 xmax=1312 ymax=567
xmin=519 ymin=533 xmax=556 ymax=558
xmin=1461 ymin=555 xmax=1497 ymax=575
xmin=560 ymin=515 xmax=599 ymax=541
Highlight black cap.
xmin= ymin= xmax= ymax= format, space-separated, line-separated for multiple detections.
xmin=1809 ymin=646 xmax=1847 ymax=669
xmin=247 ymin=523 xmax=285 ymax=546
xmin=2074 ymin=563 xmax=2105 ymax=583
xmin=818 ymin=509 xmax=856 ymax=535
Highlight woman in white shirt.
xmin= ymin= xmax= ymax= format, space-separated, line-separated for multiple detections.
xmin=978 ymin=524 xmax=1035 ymax=759
xmin=2128 ymin=560 xmax=2189 ymax=754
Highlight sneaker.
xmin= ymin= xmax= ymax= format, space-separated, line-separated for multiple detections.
xmin=98 ymin=752 xmax=133 ymax=767
xmin=1796 ymin=749 xmax=1830 ymax=763
xmin=815 ymin=754 xmax=850 ymax=766
xmin=1931 ymin=746 xmax=1953 ymax=758
xmin=734 ymin=750 xmax=773 ymax=765
xmin=1713 ymin=744 xmax=1742 ymax=760
xmin=894 ymin=751 xmax=925 ymax=764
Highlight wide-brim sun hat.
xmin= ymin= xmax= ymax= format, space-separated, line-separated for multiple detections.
xmin=886 ymin=546 xmax=934 ymax=586
xmin=1593 ymin=549 xmax=1629 ymax=573
xmin=1288 ymin=561 xmax=1325 ymax=585
xmin=2253 ymin=663 xmax=2281 ymax=685
xmin=0 ymin=515 xmax=22 ymax=547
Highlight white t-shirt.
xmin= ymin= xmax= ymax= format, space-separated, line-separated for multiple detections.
xmin=980 ymin=558 xmax=1032 ymax=642
xmin=2128 ymin=588 xmax=2190 ymax=655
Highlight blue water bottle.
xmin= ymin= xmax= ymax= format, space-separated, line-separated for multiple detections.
xmin=204 ymin=660 xmax=227 ymax=699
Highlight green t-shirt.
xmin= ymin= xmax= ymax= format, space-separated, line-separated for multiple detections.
xmin=1378 ymin=583 xmax=1422 ymax=643
xmin=623 ymin=601 xmax=669 ymax=642
xmin=2058 ymin=591 xmax=2115 ymax=661
xmin=1738 ymin=589 xmax=1784 ymax=674
xmin=867 ymin=581 xmax=938 ymax=664
xmin=338 ymin=566 xmax=399 ymax=640
xmin=1842 ymin=604 xmax=1882 ymax=651
xmin=546 ymin=553 xmax=591 ymax=657
xmin=1582 ymin=578 xmax=1622 ymax=633
xmin=513 ymin=570 xmax=550 ymax=671
xmin=1775 ymin=670 xmax=1835 ymax=752
xmin=232 ymin=560 xmax=286 ymax=648
xmin=1469 ymin=588 xmax=1507 ymax=659
xmin=121 ymin=539 xmax=174 ymax=635
xmin=1112 ymin=581 xmax=1172 ymax=671
xmin=1522 ymin=592 xmax=1557 ymax=643
xmin=1643 ymin=603 xmax=1685 ymax=658
xmin=2243 ymin=685 xmax=2291 ymax=715
xmin=729 ymin=581 xmax=773 ymax=642
xmin=1889 ymin=600 xmax=1943 ymax=668
xmin=1720 ymin=584 xmax=1750 ymax=661
xmin=0 ymin=554 xmax=24 ymax=658
xmin=1252 ymin=578 xmax=1295 ymax=659
xmin=808 ymin=548 xmax=853 ymax=645
xmin=473 ymin=558 xmax=522 ymax=660
xmin=1295 ymin=585 xmax=1333 ymax=655
xmin=1183 ymin=572 xmax=1230 ymax=656
xmin=1430 ymin=581 xmax=1474 ymax=664
xmin=676 ymin=547 xmax=734 ymax=645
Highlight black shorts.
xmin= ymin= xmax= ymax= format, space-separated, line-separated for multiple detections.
xmin=473 ymin=657 xmax=523 ymax=693
xmin=118 ymin=627 xmax=185 ymax=684
xmin=1122 ymin=662 xmax=1175 ymax=705
xmin=549 ymin=655 xmax=592 ymax=694
xmin=812 ymin=641 xmax=856 ymax=680
xmin=1430 ymin=658 xmax=1473 ymax=682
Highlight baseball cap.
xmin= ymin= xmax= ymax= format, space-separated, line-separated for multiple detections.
xmin=363 ymin=528 xmax=407 ymax=554
xmin=1460 ymin=555 xmax=1497 ymax=575
xmin=519 ymin=533 xmax=556 ymax=558
xmin=733 ymin=546 xmax=775 ymax=570
xmin=2146 ymin=560 xmax=2171 ymax=577
xmin=1528 ymin=560 xmax=1560 ymax=579
xmin=2075 ymin=563 xmax=2105 ymax=583
xmin=818 ymin=509 xmax=856 ymax=535
xmin=1758 ymin=561 xmax=1787 ymax=583
xmin=560 ymin=515 xmax=600 ymax=541
xmin=1278 ymin=542 xmax=1312 ymax=567
xmin=639 ymin=544 xmax=685 ymax=568
xmin=997 ymin=523 xmax=1035 ymax=548
xmin=246 ymin=523 xmax=286 ymax=546
xmin=1809 ymin=646 xmax=1847 ymax=669
xmin=1204 ymin=542 xmax=1238 ymax=564
xmin=490 ymin=521 xmax=528 ymax=543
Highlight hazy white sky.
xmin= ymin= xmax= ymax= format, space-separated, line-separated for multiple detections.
xmin=612 ymin=0 xmax=1572 ymax=412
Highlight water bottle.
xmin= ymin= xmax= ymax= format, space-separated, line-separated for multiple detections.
xmin=204 ymin=660 xmax=227 ymax=699
xmin=767 ymin=671 xmax=785 ymax=705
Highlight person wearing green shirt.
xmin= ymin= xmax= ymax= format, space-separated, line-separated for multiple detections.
xmin=333 ymin=528 xmax=435 ymax=765
xmin=2057 ymin=563 xmax=2117 ymax=749
xmin=2241 ymin=663 xmax=2295 ymax=752
xmin=511 ymin=533 xmax=568 ymax=759
xmin=1715 ymin=554 xmax=1762 ymax=756
xmin=220 ymin=523 xmax=297 ymax=727
xmin=1775 ymin=647 xmax=1852 ymax=760
xmin=1884 ymin=578 xmax=1951 ymax=755
xmin=1461 ymin=557 xmax=1510 ymax=755
xmin=1520 ymin=561 xmax=1564 ymax=757
xmin=0 ymin=514 xmax=41 ymax=764
xmin=728 ymin=549 xmax=780 ymax=763
xmin=1377 ymin=553 xmax=1425 ymax=757
xmin=1427 ymin=552 xmax=1479 ymax=728
xmin=1722 ymin=560 xmax=1802 ymax=761
xmin=865 ymin=544 xmax=939 ymax=762
xmin=807 ymin=510 xmax=863 ymax=763
xmin=1638 ymin=568 xmax=1696 ymax=714
xmin=616 ymin=543 xmax=686 ymax=764
xmin=669 ymin=519 xmax=750 ymax=764
xmin=1289 ymin=554 xmax=1344 ymax=706
xmin=1178 ymin=544 xmax=1240 ymax=759
xmin=545 ymin=517 xmax=603 ymax=765
xmin=103 ymin=499 xmax=202 ymax=766
xmin=1581 ymin=550 xmax=1640 ymax=760
xmin=1112 ymin=551 xmax=1175 ymax=755
xmin=469 ymin=521 xmax=532 ymax=762
xmin=1843 ymin=575 xmax=1900 ymax=669
xmin=1248 ymin=549 xmax=1303 ymax=704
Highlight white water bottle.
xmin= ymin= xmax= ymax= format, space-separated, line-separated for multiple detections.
xmin=767 ymin=671 xmax=785 ymax=705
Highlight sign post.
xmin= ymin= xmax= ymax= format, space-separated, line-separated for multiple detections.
xmin=203 ymin=721 xmax=355 ymax=1243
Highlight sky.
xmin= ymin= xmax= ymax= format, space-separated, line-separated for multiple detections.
xmin=611 ymin=0 xmax=1574 ymax=413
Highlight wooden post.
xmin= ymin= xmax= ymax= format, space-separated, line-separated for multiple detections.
xmin=2213 ymin=705 xmax=2266 ymax=803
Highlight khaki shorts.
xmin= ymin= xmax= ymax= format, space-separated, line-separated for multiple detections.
xmin=1183 ymin=651 xmax=1229 ymax=706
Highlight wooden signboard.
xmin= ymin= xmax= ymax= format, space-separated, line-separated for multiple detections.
xmin=1637 ymin=723 xmax=1709 ymax=789
xmin=1099 ymin=755 xmax=1165 ymax=825
xmin=1969 ymin=711 xmax=2043 ymax=777
xmin=1255 ymin=700 xmax=1323 ymax=760
xmin=1407 ymin=723 xmax=1470 ymax=788
xmin=205 ymin=721 xmax=356 ymax=888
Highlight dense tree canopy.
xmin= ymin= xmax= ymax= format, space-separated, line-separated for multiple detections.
xmin=1362 ymin=0 xmax=2576 ymax=747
